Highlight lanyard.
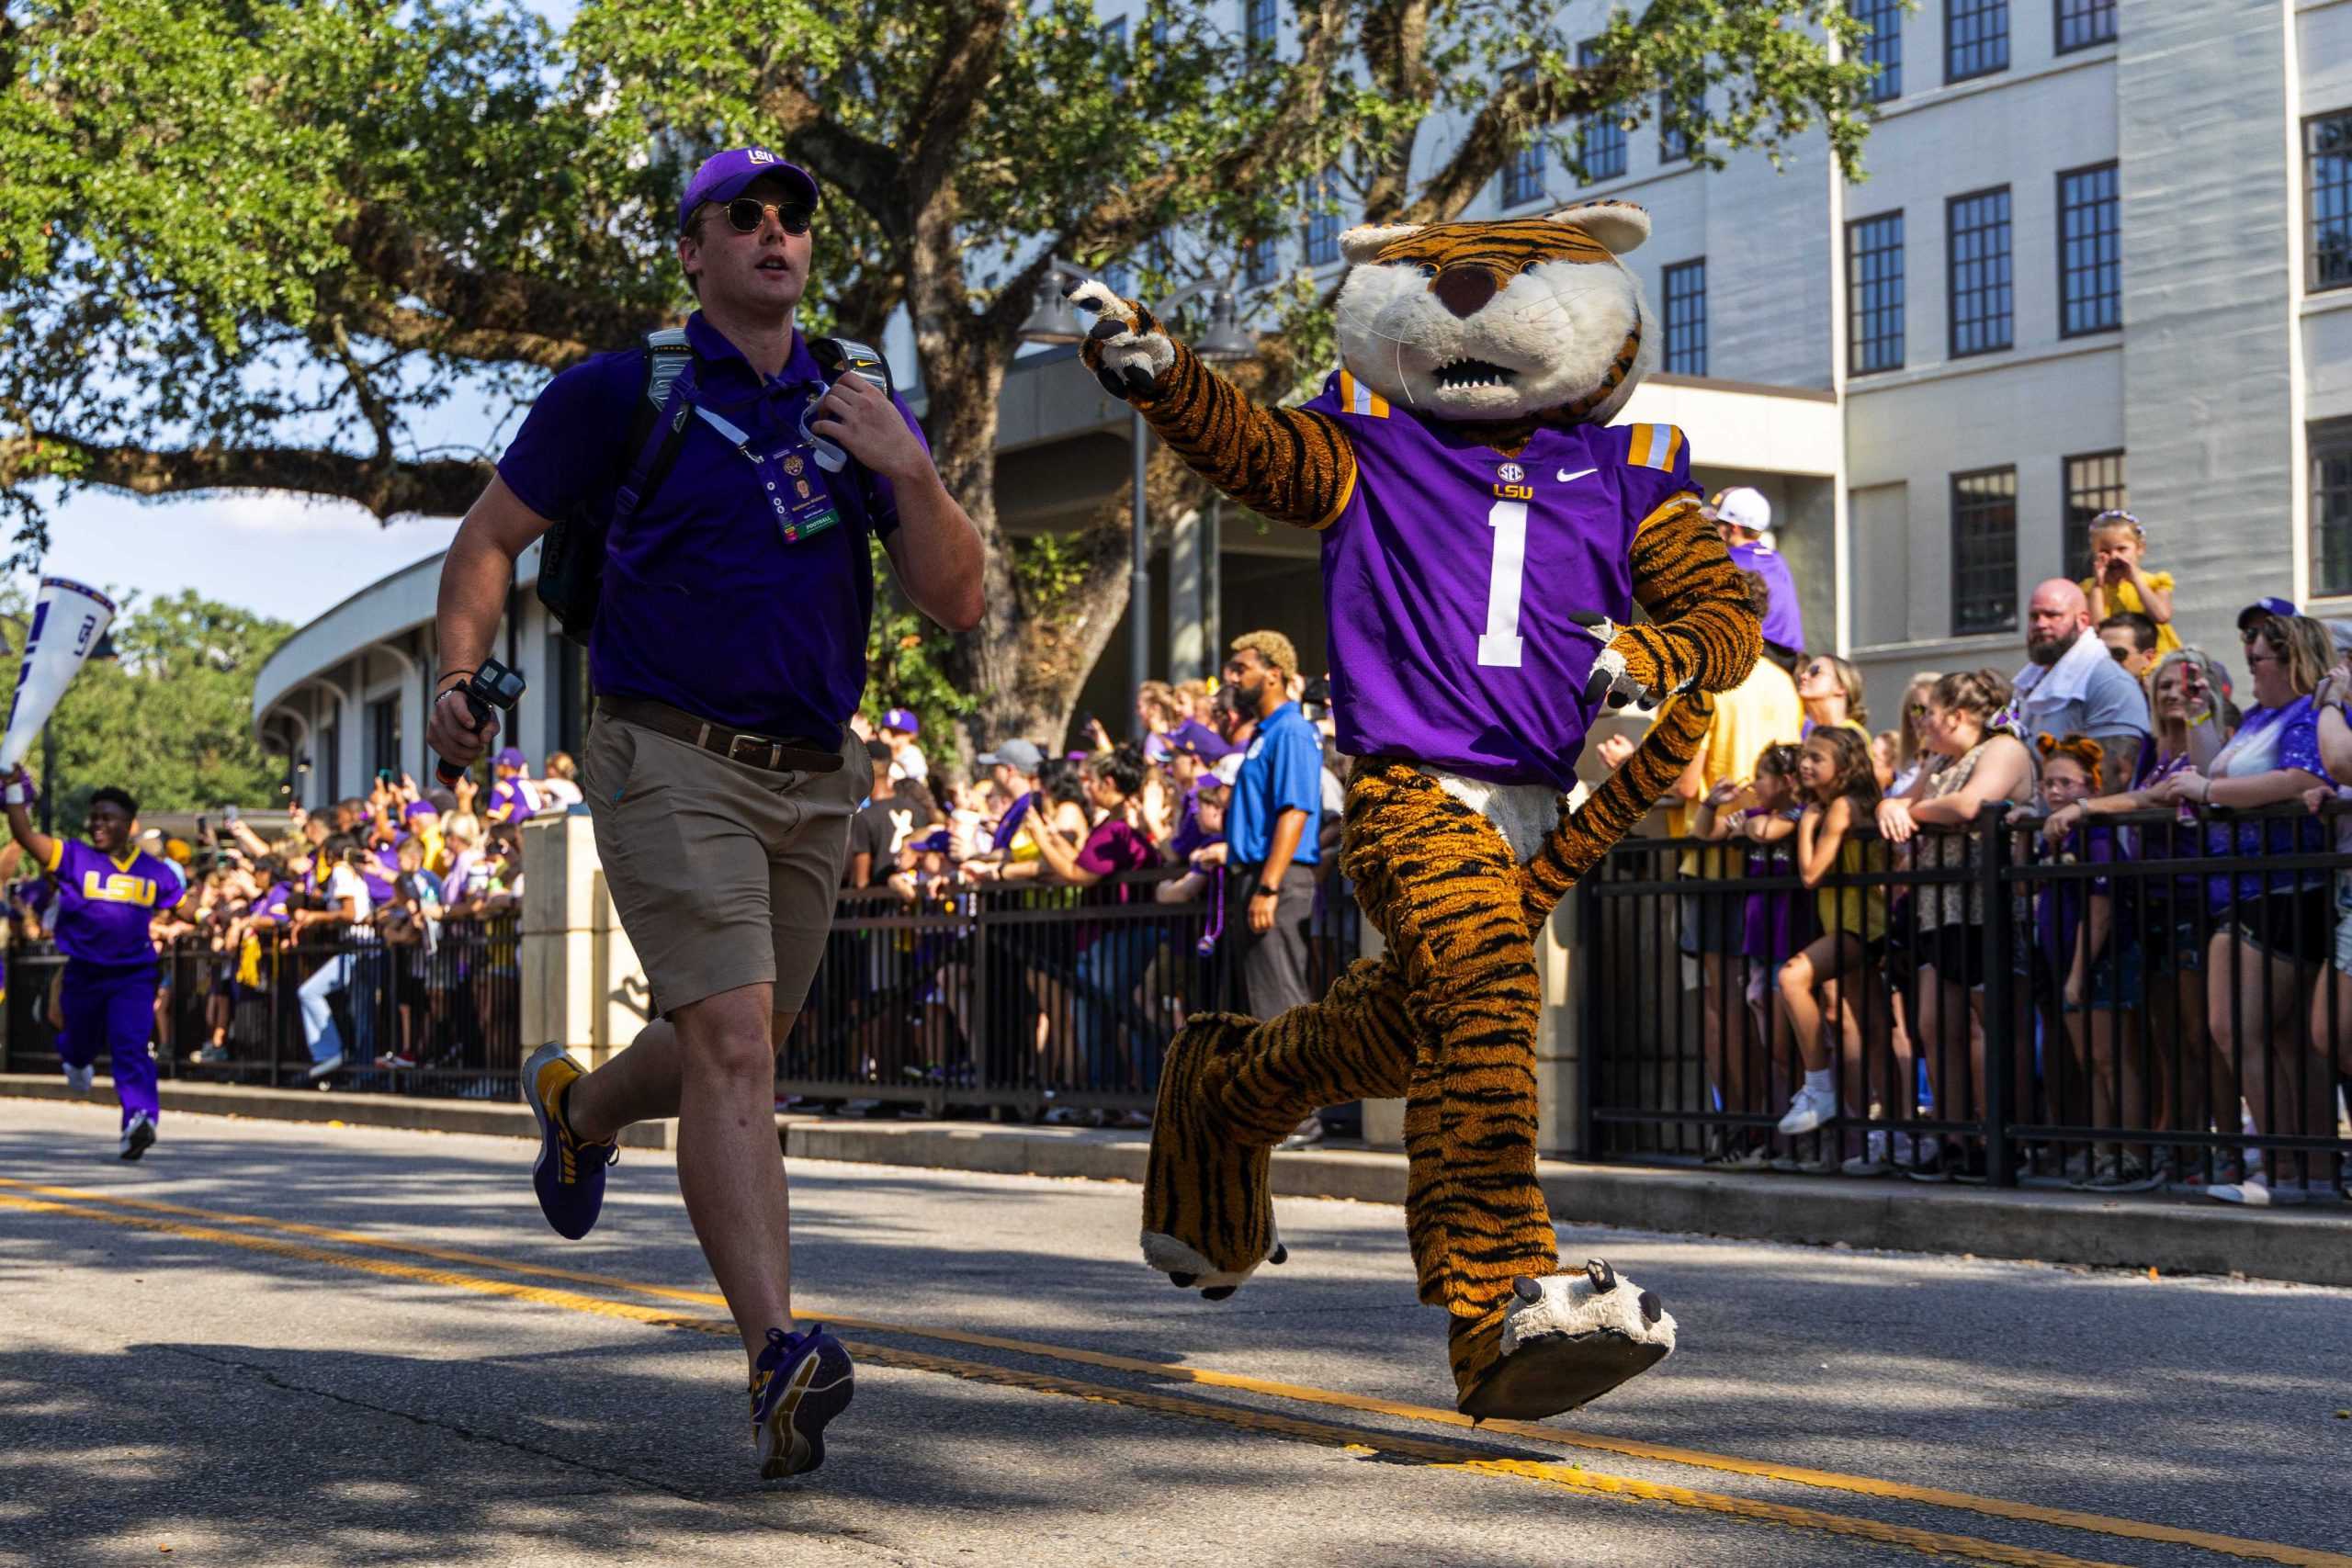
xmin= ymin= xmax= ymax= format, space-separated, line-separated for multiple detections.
xmin=695 ymin=404 xmax=844 ymax=545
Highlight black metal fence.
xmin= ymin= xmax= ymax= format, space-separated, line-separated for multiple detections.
xmin=780 ymin=867 xmax=1363 ymax=1119
xmin=5 ymin=915 xmax=524 ymax=1100
xmin=1577 ymin=805 xmax=2352 ymax=1193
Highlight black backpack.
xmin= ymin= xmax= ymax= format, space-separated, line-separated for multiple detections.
xmin=537 ymin=328 xmax=697 ymax=647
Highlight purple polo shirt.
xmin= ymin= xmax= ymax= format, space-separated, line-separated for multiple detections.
xmin=47 ymin=840 xmax=187 ymax=967
xmin=1304 ymin=373 xmax=1697 ymax=792
xmin=497 ymin=313 xmax=924 ymax=739
xmin=1727 ymin=538 xmax=1804 ymax=653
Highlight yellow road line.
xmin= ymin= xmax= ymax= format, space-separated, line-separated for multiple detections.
xmin=6 ymin=1176 xmax=2345 ymax=1568
xmin=2 ymin=1188 xmax=2122 ymax=1568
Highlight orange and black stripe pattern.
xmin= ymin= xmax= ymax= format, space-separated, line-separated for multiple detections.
xmin=1091 ymin=332 xmax=1359 ymax=530
xmin=1359 ymin=216 xmax=1618 ymax=269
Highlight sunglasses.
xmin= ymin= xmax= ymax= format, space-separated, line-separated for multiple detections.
xmin=721 ymin=197 xmax=812 ymax=236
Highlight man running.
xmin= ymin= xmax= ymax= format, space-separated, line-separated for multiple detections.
xmin=428 ymin=146 xmax=982 ymax=1479
xmin=5 ymin=770 xmax=189 ymax=1159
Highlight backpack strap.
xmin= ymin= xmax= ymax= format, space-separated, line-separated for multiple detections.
xmin=614 ymin=328 xmax=696 ymax=524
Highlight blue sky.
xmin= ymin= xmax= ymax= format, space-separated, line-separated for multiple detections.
xmin=24 ymin=0 xmax=578 ymax=629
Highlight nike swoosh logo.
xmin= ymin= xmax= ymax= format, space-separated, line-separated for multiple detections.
xmin=1557 ymin=468 xmax=1597 ymax=482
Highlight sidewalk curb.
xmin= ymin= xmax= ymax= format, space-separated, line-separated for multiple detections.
xmin=8 ymin=1075 xmax=2346 ymax=1288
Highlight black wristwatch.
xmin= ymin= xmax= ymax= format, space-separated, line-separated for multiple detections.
xmin=1252 ymin=883 xmax=1280 ymax=898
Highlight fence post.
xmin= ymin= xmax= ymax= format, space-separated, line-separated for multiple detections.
xmin=1576 ymin=870 xmax=1600 ymax=1162
xmin=1980 ymin=806 xmax=2014 ymax=1187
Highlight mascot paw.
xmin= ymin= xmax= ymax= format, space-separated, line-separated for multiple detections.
xmin=1452 ymin=1258 xmax=1676 ymax=1421
xmin=1068 ymin=279 xmax=1178 ymax=400
xmin=1140 ymin=1013 xmax=1285 ymax=1301
xmin=1569 ymin=615 xmax=1681 ymax=710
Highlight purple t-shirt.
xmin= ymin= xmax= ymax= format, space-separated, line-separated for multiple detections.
xmin=2034 ymin=821 xmax=2126 ymax=970
xmin=1738 ymin=809 xmax=1807 ymax=961
xmin=49 ymin=840 xmax=187 ymax=967
xmin=1727 ymin=539 xmax=1804 ymax=653
xmin=1304 ymin=375 xmax=1696 ymax=791
xmin=496 ymin=313 xmax=925 ymax=739
xmin=989 ymin=791 xmax=1035 ymax=853
xmin=488 ymin=777 xmax=540 ymax=823
xmin=2202 ymin=699 xmax=2328 ymax=908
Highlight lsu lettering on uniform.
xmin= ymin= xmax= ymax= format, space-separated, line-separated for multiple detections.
xmin=1306 ymin=367 xmax=1698 ymax=792
xmin=45 ymin=837 xmax=187 ymax=1134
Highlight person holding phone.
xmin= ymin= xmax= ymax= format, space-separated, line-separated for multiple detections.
xmin=427 ymin=145 xmax=980 ymax=1481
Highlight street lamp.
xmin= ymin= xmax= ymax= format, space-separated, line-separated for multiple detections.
xmin=1020 ymin=258 xmax=1260 ymax=739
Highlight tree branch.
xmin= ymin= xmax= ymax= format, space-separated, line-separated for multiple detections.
xmin=336 ymin=203 xmax=672 ymax=368
xmin=1 ymin=432 xmax=488 ymax=522
xmin=899 ymin=0 xmax=1015 ymax=206
xmin=1403 ymin=46 xmax=1656 ymax=225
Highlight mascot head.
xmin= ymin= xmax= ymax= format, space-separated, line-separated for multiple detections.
xmin=1330 ymin=200 xmax=1656 ymax=427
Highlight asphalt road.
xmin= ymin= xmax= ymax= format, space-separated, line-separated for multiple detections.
xmin=2 ymin=1098 xmax=2347 ymax=1568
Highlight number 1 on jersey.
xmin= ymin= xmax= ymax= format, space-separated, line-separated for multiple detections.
xmin=1476 ymin=499 xmax=1529 ymax=668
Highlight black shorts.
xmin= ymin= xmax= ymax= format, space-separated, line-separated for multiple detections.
xmin=1918 ymin=923 xmax=1989 ymax=988
xmin=2231 ymin=886 xmax=2335 ymax=967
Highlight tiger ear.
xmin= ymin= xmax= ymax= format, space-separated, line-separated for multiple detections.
xmin=1339 ymin=223 xmax=1421 ymax=264
xmin=1545 ymin=200 xmax=1650 ymax=255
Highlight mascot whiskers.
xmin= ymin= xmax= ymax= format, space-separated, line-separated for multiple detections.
xmin=1067 ymin=200 xmax=1758 ymax=1419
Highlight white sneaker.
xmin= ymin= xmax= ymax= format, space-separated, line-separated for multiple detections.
xmin=118 ymin=1112 xmax=155 ymax=1162
xmin=62 ymin=1063 xmax=94 ymax=1094
xmin=2210 ymin=1179 xmax=2305 ymax=1208
xmin=1776 ymin=1084 xmax=1838 ymax=1136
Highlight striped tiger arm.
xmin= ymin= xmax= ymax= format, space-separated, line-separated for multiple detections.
xmin=1069 ymin=281 xmax=1357 ymax=530
xmin=1589 ymin=496 xmax=1764 ymax=705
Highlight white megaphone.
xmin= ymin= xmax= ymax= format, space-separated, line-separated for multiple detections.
xmin=1 ymin=576 xmax=117 ymax=771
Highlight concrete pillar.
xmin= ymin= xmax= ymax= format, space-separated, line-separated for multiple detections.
xmin=1168 ymin=506 xmax=1205 ymax=685
xmin=518 ymin=811 xmax=654 ymax=1076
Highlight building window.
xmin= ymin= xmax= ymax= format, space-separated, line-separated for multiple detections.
xmin=1951 ymin=467 xmax=2019 ymax=635
xmin=1948 ymin=186 xmax=2012 ymax=358
xmin=2062 ymin=450 xmax=2128 ymax=586
xmin=2313 ymin=420 xmax=2352 ymax=597
xmin=1658 ymin=89 xmax=1697 ymax=163
xmin=2057 ymin=163 xmax=2120 ymax=337
xmin=2307 ymin=111 xmax=2352 ymax=291
xmin=1503 ymin=138 xmax=1545 ymax=208
xmin=2054 ymin=0 xmax=2115 ymax=53
xmin=1304 ymin=168 xmax=1341 ymax=265
xmin=1245 ymin=0 xmax=1277 ymax=48
xmin=367 ymin=696 xmax=400 ymax=782
xmin=1577 ymin=40 xmax=1625 ymax=184
xmin=1946 ymin=0 xmax=2007 ymax=84
xmin=1847 ymin=210 xmax=1905 ymax=375
xmin=1662 ymin=259 xmax=1706 ymax=375
xmin=1245 ymin=238 xmax=1278 ymax=287
xmin=1850 ymin=0 xmax=1902 ymax=102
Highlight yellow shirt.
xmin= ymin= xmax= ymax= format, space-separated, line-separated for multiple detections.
xmin=2081 ymin=569 xmax=2180 ymax=654
xmin=1666 ymin=659 xmax=1806 ymax=875
xmin=1815 ymin=833 xmax=1889 ymax=942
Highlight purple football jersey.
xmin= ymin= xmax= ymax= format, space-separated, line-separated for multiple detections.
xmin=1305 ymin=370 xmax=1700 ymax=791
xmin=49 ymin=839 xmax=187 ymax=967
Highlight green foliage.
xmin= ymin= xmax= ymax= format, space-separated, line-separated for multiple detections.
xmin=0 ymin=586 xmax=293 ymax=822
xmin=1011 ymin=533 xmax=1092 ymax=609
xmin=861 ymin=536 xmax=976 ymax=747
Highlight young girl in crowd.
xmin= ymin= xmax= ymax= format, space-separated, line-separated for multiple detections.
xmin=2032 ymin=735 xmax=2151 ymax=1189
xmin=1691 ymin=744 xmax=1808 ymax=1168
xmin=2080 ymin=510 xmax=2179 ymax=655
xmin=1775 ymin=728 xmax=1892 ymax=1164
xmin=1794 ymin=653 xmax=1870 ymax=739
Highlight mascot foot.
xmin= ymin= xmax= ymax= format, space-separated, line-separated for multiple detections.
xmin=1140 ymin=1013 xmax=1287 ymax=1301
xmin=1451 ymin=1259 xmax=1676 ymax=1421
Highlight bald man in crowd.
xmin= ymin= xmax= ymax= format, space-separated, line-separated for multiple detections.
xmin=2013 ymin=578 xmax=2152 ymax=787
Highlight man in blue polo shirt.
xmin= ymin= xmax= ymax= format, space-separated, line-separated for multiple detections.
xmin=427 ymin=145 xmax=981 ymax=1481
xmin=1222 ymin=631 xmax=1325 ymax=1140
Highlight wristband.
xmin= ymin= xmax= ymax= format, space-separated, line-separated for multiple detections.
xmin=435 ymin=669 xmax=478 ymax=693
xmin=1253 ymin=883 xmax=1280 ymax=898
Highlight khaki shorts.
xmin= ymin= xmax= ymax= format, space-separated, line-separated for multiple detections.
xmin=581 ymin=713 xmax=869 ymax=1019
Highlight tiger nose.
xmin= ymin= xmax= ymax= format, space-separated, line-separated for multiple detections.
xmin=1431 ymin=265 xmax=1498 ymax=319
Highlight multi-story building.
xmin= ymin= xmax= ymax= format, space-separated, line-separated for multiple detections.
xmin=254 ymin=0 xmax=2349 ymax=787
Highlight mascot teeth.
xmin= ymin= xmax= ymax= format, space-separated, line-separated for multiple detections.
xmin=1435 ymin=357 xmax=1514 ymax=389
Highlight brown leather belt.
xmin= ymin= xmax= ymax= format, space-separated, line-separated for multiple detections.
xmin=595 ymin=696 xmax=844 ymax=773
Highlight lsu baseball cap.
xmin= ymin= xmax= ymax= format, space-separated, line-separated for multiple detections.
xmin=881 ymin=706 xmax=921 ymax=735
xmin=677 ymin=147 xmax=820 ymax=234
xmin=493 ymin=746 xmax=528 ymax=769
xmin=976 ymin=738 xmax=1045 ymax=772
xmin=2236 ymin=596 xmax=2299 ymax=631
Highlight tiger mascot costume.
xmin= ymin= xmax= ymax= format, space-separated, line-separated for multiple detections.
xmin=1065 ymin=198 xmax=1760 ymax=1420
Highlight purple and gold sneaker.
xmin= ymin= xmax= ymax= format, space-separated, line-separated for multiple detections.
xmin=751 ymin=1325 xmax=854 ymax=1479
xmin=523 ymin=1043 xmax=616 ymax=1240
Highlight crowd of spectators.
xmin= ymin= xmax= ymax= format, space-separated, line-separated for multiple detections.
xmin=1617 ymin=495 xmax=2352 ymax=1205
